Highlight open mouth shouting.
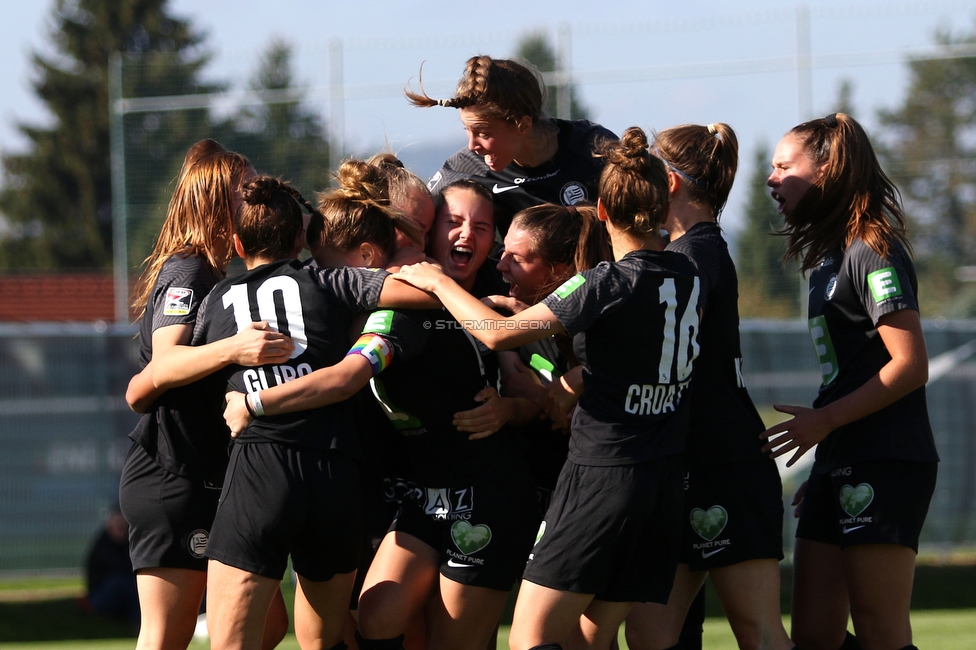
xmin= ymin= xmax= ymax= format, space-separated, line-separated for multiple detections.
xmin=450 ymin=244 xmax=474 ymax=267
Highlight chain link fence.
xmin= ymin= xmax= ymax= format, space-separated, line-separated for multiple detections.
xmin=1 ymin=321 xmax=974 ymax=572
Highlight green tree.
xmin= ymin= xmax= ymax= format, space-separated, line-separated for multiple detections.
xmin=515 ymin=32 xmax=590 ymax=121
xmin=217 ymin=40 xmax=331 ymax=199
xmin=834 ymin=78 xmax=856 ymax=118
xmin=877 ymin=30 xmax=976 ymax=315
xmin=0 ymin=0 xmax=212 ymax=270
xmin=735 ymin=143 xmax=799 ymax=318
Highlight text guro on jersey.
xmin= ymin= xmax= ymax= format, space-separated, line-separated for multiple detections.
xmin=243 ymin=363 xmax=312 ymax=392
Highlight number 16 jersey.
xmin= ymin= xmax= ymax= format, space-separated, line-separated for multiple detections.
xmin=542 ymin=249 xmax=702 ymax=466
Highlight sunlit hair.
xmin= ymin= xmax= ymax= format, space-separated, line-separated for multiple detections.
xmin=405 ymin=55 xmax=546 ymax=124
xmin=130 ymin=139 xmax=251 ymax=318
xmin=511 ymin=202 xmax=610 ymax=297
xmin=368 ymin=152 xmax=432 ymax=247
xmin=311 ymin=159 xmax=420 ymax=262
xmin=653 ymin=123 xmax=738 ymax=220
xmin=236 ymin=176 xmax=312 ymax=261
xmin=780 ymin=113 xmax=910 ymax=271
xmin=367 ymin=152 xmax=430 ymax=210
xmin=596 ymin=127 xmax=670 ymax=236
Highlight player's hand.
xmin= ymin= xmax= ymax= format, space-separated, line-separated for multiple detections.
xmin=546 ymin=372 xmax=581 ymax=433
xmin=482 ymin=295 xmax=532 ymax=314
xmin=392 ymin=261 xmax=447 ymax=293
xmin=760 ymin=404 xmax=833 ymax=467
xmin=224 ymin=391 xmax=253 ymax=438
xmin=231 ymin=322 xmax=294 ymax=366
xmin=501 ymin=357 xmax=547 ymax=409
xmin=454 ymin=387 xmax=513 ymax=440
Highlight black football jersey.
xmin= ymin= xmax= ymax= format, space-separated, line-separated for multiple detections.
xmin=806 ymin=238 xmax=938 ymax=471
xmin=665 ymin=222 xmax=766 ymax=466
xmin=542 ymin=249 xmax=702 ymax=466
xmin=428 ymin=119 xmax=617 ymax=234
xmin=361 ymin=308 xmax=528 ymax=487
xmin=515 ymin=335 xmax=574 ymax=490
xmin=197 ymin=259 xmax=389 ymax=452
xmin=129 ymin=254 xmax=229 ymax=483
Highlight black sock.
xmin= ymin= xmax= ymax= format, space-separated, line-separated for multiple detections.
xmin=354 ymin=631 xmax=405 ymax=650
xmin=839 ymin=631 xmax=862 ymax=650
xmin=325 ymin=643 xmax=348 ymax=650
xmin=898 ymin=646 xmax=919 ymax=650
xmin=528 ymin=645 xmax=563 ymax=650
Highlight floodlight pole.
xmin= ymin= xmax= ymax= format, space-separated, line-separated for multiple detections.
xmin=109 ymin=53 xmax=130 ymax=324
xmin=796 ymin=4 xmax=812 ymax=121
xmin=329 ymin=39 xmax=345 ymax=177
xmin=557 ymin=23 xmax=572 ymax=120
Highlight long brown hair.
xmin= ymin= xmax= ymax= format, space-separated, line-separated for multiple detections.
xmin=596 ymin=127 xmax=670 ymax=236
xmin=405 ymin=55 xmax=545 ymax=123
xmin=653 ymin=123 xmax=738 ymax=220
xmin=511 ymin=203 xmax=610 ymax=297
xmin=130 ymin=140 xmax=251 ymax=317
xmin=780 ymin=113 xmax=910 ymax=271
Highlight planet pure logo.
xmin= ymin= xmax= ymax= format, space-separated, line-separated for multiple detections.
xmin=840 ymin=483 xmax=874 ymax=517
xmin=839 ymin=483 xmax=875 ymax=534
xmin=690 ymin=506 xmax=728 ymax=541
xmin=451 ymin=520 xmax=492 ymax=555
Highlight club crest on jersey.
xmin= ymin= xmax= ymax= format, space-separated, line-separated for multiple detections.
xmin=824 ymin=274 xmax=837 ymax=301
xmin=187 ymin=529 xmax=208 ymax=558
xmin=560 ymin=181 xmax=587 ymax=205
xmin=867 ymin=267 xmax=902 ymax=303
xmin=163 ymin=288 xmax=193 ymax=316
xmin=553 ymin=274 xmax=585 ymax=299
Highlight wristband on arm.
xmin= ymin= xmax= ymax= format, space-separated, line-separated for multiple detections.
xmin=244 ymin=391 xmax=266 ymax=418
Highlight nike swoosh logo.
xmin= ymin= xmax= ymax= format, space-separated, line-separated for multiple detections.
xmin=492 ymin=184 xmax=519 ymax=194
xmin=446 ymin=559 xmax=474 ymax=568
xmin=701 ymin=547 xmax=726 ymax=559
xmin=843 ymin=525 xmax=865 ymax=534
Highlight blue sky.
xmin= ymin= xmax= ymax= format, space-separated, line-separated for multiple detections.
xmin=2 ymin=0 xmax=975 ymax=234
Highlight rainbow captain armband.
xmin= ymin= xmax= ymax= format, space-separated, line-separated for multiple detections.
xmin=346 ymin=334 xmax=393 ymax=376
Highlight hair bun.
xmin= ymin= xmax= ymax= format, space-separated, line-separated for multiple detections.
xmin=602 ymin=126 xmax=651 ymax=172
xmin=240 ymin=177 xmax=278 ymax=206
xmin=620 ymin=127 xmax=649 ymax=156
xmin=334 ymin=160 xmax=388 ymax=204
